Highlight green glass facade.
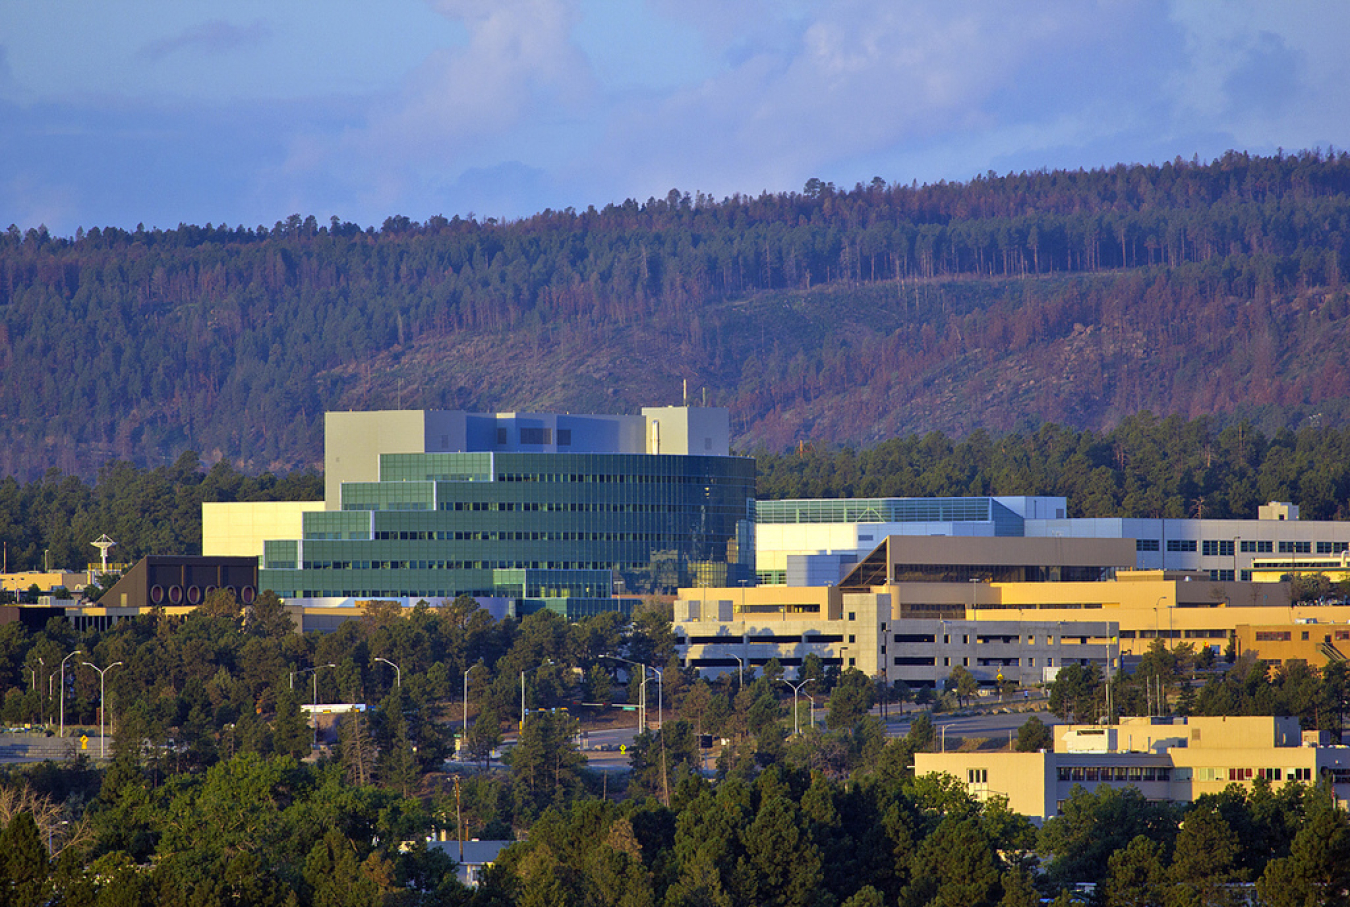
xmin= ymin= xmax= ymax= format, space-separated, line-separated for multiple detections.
xmin=261 ymin=451 xmax=755 ymax=615
xmin=755 ymin=497 xmax=1026 ymax=535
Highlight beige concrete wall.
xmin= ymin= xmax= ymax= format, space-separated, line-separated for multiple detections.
xmin=914 ymin=751 xmax=1054 ymax=820
xmin=755 ymin=524 xmax=864 ymax=574
xmin=982 ymin=576 xmax=1337 ymax=657
xmin=202 ymin=501 xmax=325 ymax=559
xmin=324 ymin=411 xmax=430 ymax=509
xmin=675 ymin=584 xmax=870 ymax=678
xmin=641 ymin=406 xmax=729 ymax=456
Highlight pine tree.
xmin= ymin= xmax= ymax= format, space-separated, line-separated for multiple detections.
xmin=0 ymin=812 xmax=50 ymax=907
xmin=271 ymin=684 xmax=310 ymax=759
xmin=339 ymin=711 xmax=376 ymax=787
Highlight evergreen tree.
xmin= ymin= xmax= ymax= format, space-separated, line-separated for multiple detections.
xmin=0 ymin=812 xmax=50 ymax=907
xmin=271 ymin=683 xmax=311 ymax=759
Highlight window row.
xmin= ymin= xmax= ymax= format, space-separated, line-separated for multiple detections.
xmin=493 ymin=472 xmax=721 ymax=485
xmin=296 ymin=559 xmax=641 ymax=571
xmin=437 ymin=501 xmax=721 ymax=513
xmin=1057 ymin=766 xmax=1171 ymax=782
xmin=1189 ymin=766 xmax=1312 ymax=782
xmin=364 ymin=530 xmax=685 ymax=543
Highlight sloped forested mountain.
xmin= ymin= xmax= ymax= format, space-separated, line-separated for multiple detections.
xmin=3 ymin=149 xmax=1350 ymax=479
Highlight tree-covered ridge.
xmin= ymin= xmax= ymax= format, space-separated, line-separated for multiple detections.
xmin=3 ymin=412 xmax=1350 ymax=575
xmin=4 ymin=149 xmax=1350 ymax=477
xmin=0 ymin=453 xmax=319 ymax=576
xmin=762 ymin=411 xmax=1350 ymax=520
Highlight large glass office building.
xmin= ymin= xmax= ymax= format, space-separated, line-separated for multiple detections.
xmin=256 ymin=406 xmax=755 ymax=618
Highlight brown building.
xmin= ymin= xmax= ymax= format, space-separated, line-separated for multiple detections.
xmin=101 ymin=556 xmax=260 ymax=609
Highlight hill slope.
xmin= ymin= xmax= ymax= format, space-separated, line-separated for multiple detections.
xmin=3 ymin=150 xmax=1349 ymax=478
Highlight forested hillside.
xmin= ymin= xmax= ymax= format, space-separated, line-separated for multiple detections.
xmin=4 ymin=414 xmax=1350 ymax=574
xmin=4 ymin=149 xmax=1350 ymax=478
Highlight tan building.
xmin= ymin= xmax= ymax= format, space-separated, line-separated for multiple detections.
xmin=676 ymin=534 xmax=1350 ymax=689
xmin=1231 ymin=619 xmax=1350 ymax=667
xmin=0 ymin=571 xmax=93 ymax=594
xmin=915 ymin=715 xmax=1349 ymax=823
xmin=677 ymin=536 xmax=1130 ymax=688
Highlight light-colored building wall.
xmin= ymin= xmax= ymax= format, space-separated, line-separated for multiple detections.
xmin=674 ymin=582 xmax=1116 ymax=688
xmin=917 ymin=716 xmax=1349 ymax=823
xmin=325 ymin=411 xmax=433 ymax=509
xmin=202 ymin=501 xmax=325 ymax=559
xmin=641 ymin=406 xmax=730 ymax=456
xmin=676 ymin=585 xmax=862 ymax=676
xmin=756 ymin=524 xmax=878 ymax=577
xmin=1232 ymin=620 xmax=1350 ymax=667
xmin=1026 ymin=509 xmax=1350 ymax=579
xmin=914 ymin=751 xmax=1058 ymax=820
xmin=758 ymin=495 xmax=1350 ymax=582
xmin=890 ymin=618 xmax=1116 ymax=689
xmin=981 ymin=571 xmax=1350 ymax=658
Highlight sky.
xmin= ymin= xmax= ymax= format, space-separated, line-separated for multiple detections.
xmin=2 ymin=0 xmax=1348 ymax=237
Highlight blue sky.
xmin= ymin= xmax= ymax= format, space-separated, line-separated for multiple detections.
xmin=2 ymin=0 xmax=1347 ymax=236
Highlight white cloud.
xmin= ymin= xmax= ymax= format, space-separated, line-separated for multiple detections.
xmin=8 ymin=0 xmax=1350 ymax=233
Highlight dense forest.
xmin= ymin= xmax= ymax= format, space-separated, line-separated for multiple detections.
xmin=4 ymin=150 xmax=1350 ymax=478
xmin=3 ymin=412 xmax=1350 ymax=575
xmin=0 ymin=589 xmax=1347 ymax=904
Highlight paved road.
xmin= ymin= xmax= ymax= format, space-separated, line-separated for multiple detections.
xmin=0 ymin=732 xmax=90 ymax=762
xmin=883 ymin=708 xmax=1060 ymax=744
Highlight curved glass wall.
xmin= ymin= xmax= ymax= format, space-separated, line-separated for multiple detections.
xmin=261 ymin=452 xmax=755 ymax=606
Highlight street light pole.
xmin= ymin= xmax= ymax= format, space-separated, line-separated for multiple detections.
xmin=463 ymin=664 xmax=476 ymax=731
xmin=648 ymin=665 xmax=663 ymax=730
xmin=783 ymin=678 xmax=815 ymax=735
xmin=58 ymin=649 xmax=82 ymax=738
xmin=602 ymin=655 xmax=657 ymax=731
xmin=731 ymin=654 xmax=744 ymax=688
xmin=374 ymin=657 xmax=401 ymax=688
xmin=294 ymin=664 xmax=335 ymax=747
xmin=80 ymin=661 xmax=121 ymax=758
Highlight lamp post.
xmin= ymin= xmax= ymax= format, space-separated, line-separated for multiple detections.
xmin=463 ymin=662 xmax=482 ymax=732
xmin=731 ymin=654 xmax=745 ymax=689
xmin=783 ymin=677 xmax=815 ymax=735
xmin=33 ymin=657 xmax=44 ymax=724
xmin=80 ymin=661 xmax=121 ymax=758
xmin=374 ymin=657 xmax=401 ymax=688
xmin=649 ymin=664 xmax=663 ymax=730
xmin=520 ymin=661 xmax=552 ymax=730
xmin=58 ymin=649 xmax=82 ymax=738
xmin=310 ymin=664 xmax=335 ymax=709
xmin=294 ymin=664 xmax=335 ymax=746
xmin=602 ymin=655 xmax=652 ymax=731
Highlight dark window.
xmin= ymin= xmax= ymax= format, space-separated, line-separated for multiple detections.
xmin=1136 ymin=539 xmax=1160 ymax=552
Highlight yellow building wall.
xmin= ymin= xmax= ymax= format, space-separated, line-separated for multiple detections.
xmin=1 ymin=571 xmax=91 ymax=592
xmin=1233 ymin=621 xmax=1350 ymax=666
xmin=979 ymin=575 xmax=1342 ymax=657
xmin=202 ymin=501 xmax=325 ymax=559
xmin=914 ymin=751 xmax=1054 ymax=820
xmin=675 ymin=584 xmax=875 ymax=675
